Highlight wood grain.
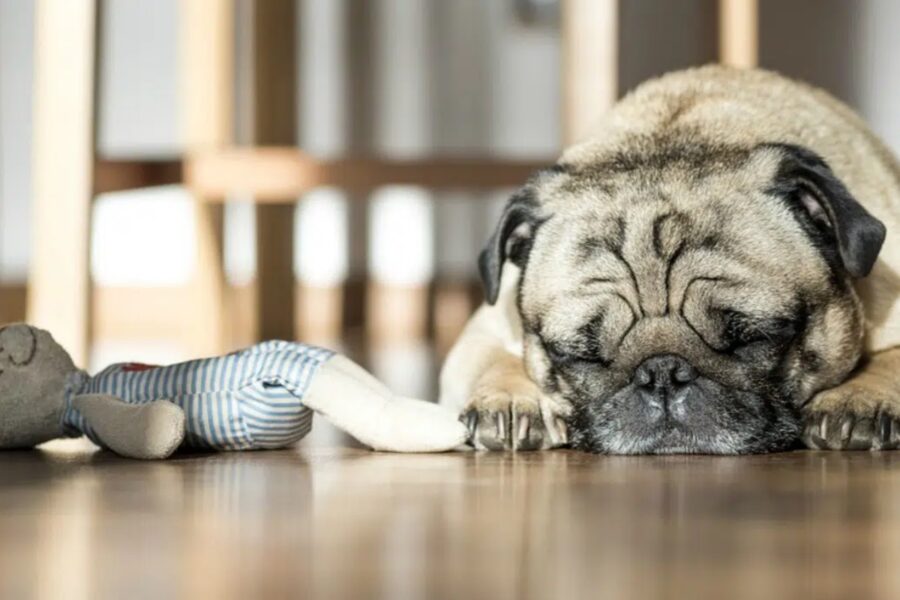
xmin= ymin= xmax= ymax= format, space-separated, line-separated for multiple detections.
xmin=3 ymin=439 xmax=900 ymax=599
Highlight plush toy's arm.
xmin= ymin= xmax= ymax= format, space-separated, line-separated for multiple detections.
xmin=302 ymin=355 xmax=467 ymax=452
xmin=72 ymin=394 xmax=185 ymax=459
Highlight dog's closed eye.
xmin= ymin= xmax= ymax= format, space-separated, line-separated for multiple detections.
xmin=543 ymin=340 xmax=610 ymax=368
xmin=722 ymin=310 xmax=799 ymax=353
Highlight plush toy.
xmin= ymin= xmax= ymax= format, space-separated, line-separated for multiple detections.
xmin=0 ymin=323 xmax=466 ymax=459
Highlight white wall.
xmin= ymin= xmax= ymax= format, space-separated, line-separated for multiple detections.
xmin=97 ymin=0 xmax=179 ymax=157
xmin=0 ymin=0 xmax=34 ymax=280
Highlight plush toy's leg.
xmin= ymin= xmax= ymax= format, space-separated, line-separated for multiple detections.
xmin=72 ymin=394 xmax=185 ymax=459
xmin=302 ymin=355 xmax=467 ymax=452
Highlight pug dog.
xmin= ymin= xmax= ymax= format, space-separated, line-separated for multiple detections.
xmin=440 ymin=66 xmax=900 ymax=454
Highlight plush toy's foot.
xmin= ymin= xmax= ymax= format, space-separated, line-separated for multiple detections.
xmin=72 ymin=395 xmax=186 ymax=459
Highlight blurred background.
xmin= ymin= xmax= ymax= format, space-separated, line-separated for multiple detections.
xmin=1 ymin=0 xmax=900 ymax=402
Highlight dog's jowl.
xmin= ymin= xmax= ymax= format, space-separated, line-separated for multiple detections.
xmin=441 ymin=66 xmax=900 ymax=454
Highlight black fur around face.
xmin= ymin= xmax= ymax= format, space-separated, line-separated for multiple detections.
xmin=564 ymin=359 xmax=803 ymax=455
xmin=530 ymin=304 xmax=808 ymax=454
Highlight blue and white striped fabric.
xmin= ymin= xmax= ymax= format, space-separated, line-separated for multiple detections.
xmin=61 ymin=340 xmax=334 ymax=450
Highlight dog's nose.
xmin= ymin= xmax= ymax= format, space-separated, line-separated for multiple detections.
xmin=633 ymin=354 xmax=697 ymax=411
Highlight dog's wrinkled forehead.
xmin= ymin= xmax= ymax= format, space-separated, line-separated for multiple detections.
xmin=522 ymin=146 xmax=829 ymax=320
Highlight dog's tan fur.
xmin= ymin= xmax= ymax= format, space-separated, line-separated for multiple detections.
xmin=441 ymin=66 xmax=900 ymax=452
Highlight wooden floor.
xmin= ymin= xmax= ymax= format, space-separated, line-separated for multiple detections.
xmin=3 ymin=434 xmax=900 ymax=600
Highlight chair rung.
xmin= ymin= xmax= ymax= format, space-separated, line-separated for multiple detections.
xmin=185 ymin=148 xmax=551 ymax=200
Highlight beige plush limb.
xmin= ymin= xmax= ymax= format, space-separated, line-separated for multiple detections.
xmin=72 ymin=394 xmax=186 ymax=459
xmin=303 ymin=355 xmax=467 ymax=452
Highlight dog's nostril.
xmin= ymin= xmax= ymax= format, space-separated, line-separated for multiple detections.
xmin=635 ymin=368 xmax=653 ymax=387
xmin=673 ymin=364 xmax=697 ymax=384
xmin=634 ymin=354 xmax=696 ymax=389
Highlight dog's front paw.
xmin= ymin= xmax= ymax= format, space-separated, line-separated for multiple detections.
xmin=462 ymin=377 xmax=566 ymax=451
xmin=803 ymin=385 xmax=900 ymax=451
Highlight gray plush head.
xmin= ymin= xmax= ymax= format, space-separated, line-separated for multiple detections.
xmin=0 ymin=324 xmax=78 ymax=448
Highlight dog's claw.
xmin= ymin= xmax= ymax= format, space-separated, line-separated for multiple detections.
xmin=839 ymin=415 xmax=854 ymax=448
xmin=804 ymin=407 xmax=900 ymax=451
xmin=848 ymin=418 xmax=874 ymax=450
xmin=543 ymin=415 xmax=568 ymax=446
xmin=512 ymin=414 xmax=547 ymax=451
xmin=876 ymin=411 xmax=898 ymax=450
xmin=818 ymin=414 xmax=829 ymax=442
xmin=555 ymin=417 xmax=568 ymax=445
xmin=803 ymin=413 xmax=828 ymax=449
xmin=496 ymin=411 xmax=508 ymax=442
xmin=463 ymin=410 xmax=478 ymax=441
xmin=464 ymin=404 xmax=555 ymax=451
xmin=890 ymin=413 xmax=900 ymax=449
xmin=516 ymin=415 xmax=530 ymax=442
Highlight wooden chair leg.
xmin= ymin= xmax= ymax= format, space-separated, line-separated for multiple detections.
xmin=28 ymin=0 xmax=98 ymax=365
xmin=561 ymin=0 xmax=619 ymax=145
xmin=180 ymin=0 xmax=234 ymax=355
xmin=251 ymin=0 xmax=297 ymax=342
xmin=255 ymin=206 xmax=295 ymax=341
xmin=190 ymin=202 xmax=227 ymax=355
xmin=719 ymin=0 xmax=759 ymax=68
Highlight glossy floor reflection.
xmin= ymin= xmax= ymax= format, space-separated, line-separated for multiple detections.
xmin=3 ymin=439 xmax=900 ymax=599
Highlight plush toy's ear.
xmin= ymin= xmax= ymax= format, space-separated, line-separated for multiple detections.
xmin=479 ymin=188 xmax=543 ymax=305
xmin=764 ymin=143 xmax=886 ymax=278
xmin=0 ymin=323 xmax=37 ymax=366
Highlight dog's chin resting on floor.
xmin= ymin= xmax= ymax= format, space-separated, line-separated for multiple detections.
xmin=439 ymin=65 xmax=900 ymax=455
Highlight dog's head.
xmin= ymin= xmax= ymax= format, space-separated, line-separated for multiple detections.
xmin=479 ymin=139 xmax=885 ymax=454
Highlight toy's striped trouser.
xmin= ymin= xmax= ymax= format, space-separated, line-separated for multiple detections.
xmin=62 ymin=341 xmax=334 ymax=450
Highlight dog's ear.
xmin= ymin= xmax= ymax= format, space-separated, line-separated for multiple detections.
xmin=764 ymin=143 xmax=886 ymax=278
xmin=479 ymin=188 xmax=541 ymax=305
